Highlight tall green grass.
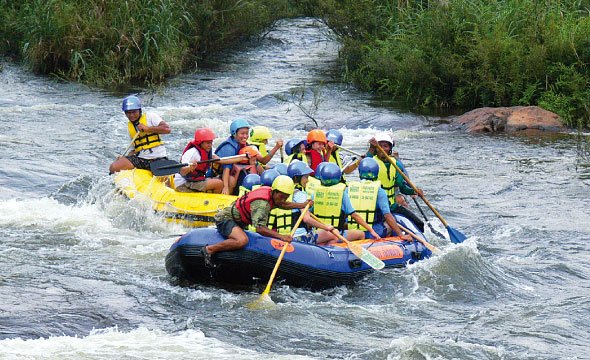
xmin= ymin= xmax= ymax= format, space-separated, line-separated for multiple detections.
xmin=318 ymin=0 xmax=590 ymax=127
xmin=0 ymin=0 xmax=296 ymax=87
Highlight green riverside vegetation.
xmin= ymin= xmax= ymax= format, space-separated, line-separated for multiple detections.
xmin=0 ymin=0 xmax=296 ymax=87
xmin=0 ymin=0 xmax=588 ymax=127
xmin=313 ymin=0 xmax=590 ymax=128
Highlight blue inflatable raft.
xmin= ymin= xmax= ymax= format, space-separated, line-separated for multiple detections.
xmin=165 ymin=215 xmax=432 ymax=289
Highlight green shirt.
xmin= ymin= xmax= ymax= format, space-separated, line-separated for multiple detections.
xmin=214 ymin=199 xmax=271 ymax=229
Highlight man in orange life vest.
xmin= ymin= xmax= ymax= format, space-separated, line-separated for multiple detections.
xmin=109 ymin=95 xmax=171 ymax=174
xmin=202 ymin=175 xmax=311 ymax=268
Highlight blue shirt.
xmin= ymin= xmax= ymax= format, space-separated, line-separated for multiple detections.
xmin=214 ymin=136 xmax=240 ymax=170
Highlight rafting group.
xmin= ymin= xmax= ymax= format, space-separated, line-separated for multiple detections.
xmin=110 ymin=95 xmax=466 ymax=289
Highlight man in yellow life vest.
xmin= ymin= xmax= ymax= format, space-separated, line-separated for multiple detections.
xmin=368 ymin=133 xmax=425 ymax=232
xmin=283 ymin=138 xmax=307 ymax=165
xmin=269 ymin=160 xmax=332 ymax=238
xmin=326 ymin=129 xmax=359 ymax=178
xmin=311 ymin=162 xmax=382 ymax=245
xmin=348 ymin=158 xmax=412 ymax=240
xmin=202 ymin=175 xmax=311 ymax=268
xmin=109 ymin=95 xmax=171 ymax=174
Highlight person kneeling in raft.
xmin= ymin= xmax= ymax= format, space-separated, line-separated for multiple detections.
xmin=201 ymin=175 xmax=311 ymax=268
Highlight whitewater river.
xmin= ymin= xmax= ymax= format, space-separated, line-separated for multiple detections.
xmin=1 ymin=18 xmax=589 ymax=359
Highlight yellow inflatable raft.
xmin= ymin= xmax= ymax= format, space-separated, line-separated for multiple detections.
xmin=114 ymin=169 xmax=237 ymax=227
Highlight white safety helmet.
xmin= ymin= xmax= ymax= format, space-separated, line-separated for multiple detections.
xmin=374 ymin=132 xmax=394 ymax=147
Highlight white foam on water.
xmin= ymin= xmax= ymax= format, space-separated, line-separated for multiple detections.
xmin=0 ymin=327 xmax=314 ymax=360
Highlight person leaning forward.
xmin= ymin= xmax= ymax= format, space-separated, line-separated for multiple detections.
xmin=201 ymin=175 xmax=312 ymax=268
xmin=109 ymin=95 xmax=171 ymax=174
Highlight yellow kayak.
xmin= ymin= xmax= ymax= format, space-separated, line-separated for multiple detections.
xmin=114 ymin=169 xmax=237 ymax=227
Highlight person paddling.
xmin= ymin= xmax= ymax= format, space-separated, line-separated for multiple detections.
xmin=368 ymin=133 xmax=425 ymax=232
xmin=202 ymin=175 xmax=311 ymax=268
xmin=348 ymin=158 xmax=412 ymax=240
xmin=109 ymin=95 xmax=171 ymax=174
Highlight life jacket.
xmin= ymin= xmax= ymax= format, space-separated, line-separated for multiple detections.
xmin=248 ymin=141 xmax=268 ymax=157
xmin=328 ymin=148 xmax=343 ymax=168
xmin=269 ymin=194 xmax=293 ymax=235
xmin=214 ymin=137 xmax=242 ymax=157
xmin=313 ymin=183 xmax=347 ymax=230
xmin=305 ymin=176 xmax=321 ymax=198
xmin=375 ymin=157 xmax=396 ymax=204
xmin=347 ymin=180 xmax=381 ymax=229
xmin=181 ymin=143 xmax=211 ymax=182
xmin=128 ymin=114 xmax=163 ymax=151
xmin=233 ymin=186 xmax=274 ymax=226
xmin=306 ymin=149 xmax=326 ymax=176
xmin=284 ymin=152 xmax=306 ymax=165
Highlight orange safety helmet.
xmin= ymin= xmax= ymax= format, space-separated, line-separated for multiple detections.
xmin=306 ymin=129 xmax=327 ymax=144
xmin=238 ymin=145 xmax=260 ymax=163
xmin=193 ymin=128 xmax=216 ymax=145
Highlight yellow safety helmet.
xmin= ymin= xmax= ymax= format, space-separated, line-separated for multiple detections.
xmin=271 ymin=175 xmax=295 ymax=195
xmin=249 ymin=126 xmax=272 ymax=142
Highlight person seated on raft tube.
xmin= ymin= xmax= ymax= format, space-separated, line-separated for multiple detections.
xmin=348 ymin=158 xmax=412 ymax=240
xmin=325 ymin=129 xmax=360 ymax=176
xmin=214 ymin=119 xmax=283 ymax=195
xmin=202 ymin=175 xmax=312 ymax=268
xmin=228 ymin=145 xmax=264 ymax=192
xmin=268 ymin=160 xmax=334 ymax=239
xmin=283 ymin=138 xmax=307 ymax=164
xmin=310 ymin=162 xmax=382 ymax=245
xmin=109 ymin=95 xmax=171 ymax=174
xmin=305 ymin=129 xmax=335 ymax=176
xmin=174 ymin=128 xmax=247 ymax=193
xmin=367 ymin=133 xmax=425 ymax=232
xmin=247 ymin=125 xmax=284 ymax=167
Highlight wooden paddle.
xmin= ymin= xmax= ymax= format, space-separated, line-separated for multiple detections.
xmin=397 ymin=223 xmax=441 ymax=255
xmin=248 ymin=203 xmax=311 ymax=309
xmin=120 ymin=132 xmax=140 ymax=157
xmin=373 ymin=143 xmax=467 ymax=244
xmin=309 ymin=213 xmax=385 ymax=270
xmin=149 ymin=154 xmax=246 ymax=176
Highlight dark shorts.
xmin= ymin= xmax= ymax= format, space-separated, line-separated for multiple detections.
xmin=126 ymin=155 xmax=167 ymax=170
xmin=216 ymin=219 xmax=241 ymax=239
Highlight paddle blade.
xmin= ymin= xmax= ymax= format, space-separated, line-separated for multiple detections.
xmin=447 ymin=226 xmax=467 ymax=244
xmin=348 ymin=242 xmax=385 ymax=270
xmin=246 ymin=292 xmax=276 ymax=310
xmin=150 ymin=159 xmax=186 ymax=176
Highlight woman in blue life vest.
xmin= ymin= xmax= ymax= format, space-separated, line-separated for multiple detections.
xmin=311 ymin=163 xmax=381 ymax=245
xmin=348 ymin=158 xmax=412 ymax=240
xmin=368 ymin=133 xmax=425 ymax=232
xmin=201 ymin=176 xmax=311 ymax=268
xmin=174 ymin=128 xmax=244 ymax=193
xmin=109 ymin=95 xmax=171 ymax=174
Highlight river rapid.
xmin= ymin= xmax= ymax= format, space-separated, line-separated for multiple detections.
xmin=1 ymin=18 xmax=589 ymax=360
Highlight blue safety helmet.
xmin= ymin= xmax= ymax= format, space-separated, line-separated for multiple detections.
xmin=319 ymin=162 xmax=342 ymax=186
xmin=230 ymin=118 xmax=251 ymax=136
xmin=242 ymin=174 xmax=261 ymax=190
xmin=284 ymin=138 xmax=307 ymax=156
xmin=326 ymin=129 xmax=343 ymax=146
xmin=314 ymin=162 xmax=329 ymax=180
xmin=260 ymin=168 xmax=280 ymax=186
xmin=287 ymin=160 xmax=313 ymax=178
xmin=272 ymin=163 xmax=288 ymax=176
xmin=122 ymin=95 xmax=141 ymax=111
xmin=358 ymin=158 xmax=379 ymax=181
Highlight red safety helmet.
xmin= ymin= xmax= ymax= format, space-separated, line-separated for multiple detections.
xmin=193 ymin=128 xmax=216 ymax=145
